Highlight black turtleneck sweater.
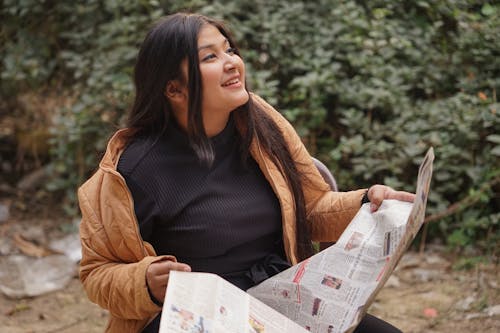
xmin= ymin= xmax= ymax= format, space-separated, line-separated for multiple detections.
xmin=117 ymin=116 xmax=289 ymax=291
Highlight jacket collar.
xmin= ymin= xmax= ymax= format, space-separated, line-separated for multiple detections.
xmin=99 ymin=128 xmax=135 ymax=171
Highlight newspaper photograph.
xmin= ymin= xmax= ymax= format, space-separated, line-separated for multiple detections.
xmin=247 ymin=147 xmax=434 ymax=333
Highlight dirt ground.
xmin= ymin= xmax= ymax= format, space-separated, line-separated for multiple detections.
xmin=0 ymin=216 xmax=499 ymax=333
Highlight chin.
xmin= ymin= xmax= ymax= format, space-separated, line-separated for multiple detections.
xmin=223 ymin=93 xmax=248 ymax=112
xmin=234 ymin=90 xmax=250 ymax=107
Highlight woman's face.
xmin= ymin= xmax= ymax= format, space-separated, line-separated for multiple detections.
xmin=196 ymin=24 xmax=249 ymax=133
xmin=169 ymin=24 xmax=249 ymax=136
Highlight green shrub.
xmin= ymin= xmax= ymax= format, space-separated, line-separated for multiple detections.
xmin=1 ymin=0 xmax=498 ymax=253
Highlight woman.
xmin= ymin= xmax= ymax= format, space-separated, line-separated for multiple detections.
xmin=78 ymin=13 xmax=414 ymax=333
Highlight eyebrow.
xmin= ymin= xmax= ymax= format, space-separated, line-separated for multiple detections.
xmin=198 ymin=38 xmax=229 ymax=51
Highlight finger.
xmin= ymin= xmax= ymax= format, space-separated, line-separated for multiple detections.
xmin=148 ymin=267 xmax=188 ymax=288
xmin=367 ymin=185 xmax=385 ymax=212
xmin=148 ymin=273 xmax=171 ymax=288
xmin=384 ymin=190 xmax=415 ymax=203
xmin=150 ymin=261 xmax=191 ymax=275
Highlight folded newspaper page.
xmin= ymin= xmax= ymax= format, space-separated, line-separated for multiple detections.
xmin=160 ymin=270 xmax=309 ymax=332
xmin=247 ymin=147 xmax=434 ymax=333
xmin=160 ymin=148 xmax=434 ymax=333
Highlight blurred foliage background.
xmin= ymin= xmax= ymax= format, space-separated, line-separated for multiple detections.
xmin=0 ymin=0 xmax=498 ymax=257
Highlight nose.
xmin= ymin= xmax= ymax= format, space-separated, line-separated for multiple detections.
xmin=223 ymin=54 xmax=237 ymax=71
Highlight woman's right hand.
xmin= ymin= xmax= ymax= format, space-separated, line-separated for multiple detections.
xmin=146 ymin=259 xmax=191 ymax=304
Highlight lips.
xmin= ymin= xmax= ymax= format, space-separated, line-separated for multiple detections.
xmin=221 ymin=76 xmax=240 ymax=87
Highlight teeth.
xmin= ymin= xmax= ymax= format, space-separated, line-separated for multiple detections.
xmin=223 ymin=79 xmax=239 ymax=86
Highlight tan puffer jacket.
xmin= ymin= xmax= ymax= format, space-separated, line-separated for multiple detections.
xmin=78 ymin=94 xmax=365 ymax=332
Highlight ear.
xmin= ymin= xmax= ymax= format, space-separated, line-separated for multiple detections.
xmin=165 ymin=79 xmax=189 ymax=131
xmin=165 ymin=80 xmax=186 ymax=102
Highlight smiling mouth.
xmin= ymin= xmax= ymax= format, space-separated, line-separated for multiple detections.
xmin=221 ymin=78 xmax=240 ymax=87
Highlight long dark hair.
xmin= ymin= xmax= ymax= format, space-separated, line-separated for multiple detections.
xmin=127 ymin=13 xmax=313 ymax=261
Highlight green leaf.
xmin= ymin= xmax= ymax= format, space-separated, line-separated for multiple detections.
xmin=486 ymin=134 xmax=500 ymax=144
xmin=491 ymin=145 xmax=500 ymax=156
xmin=481 ymin=4 xmax=495 ymax=16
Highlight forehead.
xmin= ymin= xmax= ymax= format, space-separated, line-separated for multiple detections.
xmin=197 ymin=24 xmax=227 ymax=46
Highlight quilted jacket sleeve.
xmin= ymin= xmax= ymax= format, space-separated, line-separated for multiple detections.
xmin=252 ymin=94 xmax=366 ymax=242
xmin=78 ymin=175 xmax=174 ymax=320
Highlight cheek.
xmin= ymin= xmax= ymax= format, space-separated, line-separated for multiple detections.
xmin=238 ymin=58 xmax=246 ymax=77
xmin=201 ymin=66 xmax=220 ymax=89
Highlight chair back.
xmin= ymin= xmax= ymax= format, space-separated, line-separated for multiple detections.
xmin=311 ymin=157 xmax=338 ymax=251
xmin=311 ymin=157 xmax=338 ymax=191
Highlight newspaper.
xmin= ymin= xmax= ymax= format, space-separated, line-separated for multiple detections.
xmin=160 ymin=271 xmax=308 ymax=332
xmin=160 ymin=148 xmax=434 ymax=333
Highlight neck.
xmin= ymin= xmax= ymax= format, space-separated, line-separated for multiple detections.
xmin=171 ymin=108 xmax=232 ymax=138
xmin=204 ymin=112 xmax=231 ymax=137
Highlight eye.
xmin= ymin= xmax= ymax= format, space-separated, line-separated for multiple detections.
xmin=201 ymin=53 xmax=216 ymax=62
xmin=226 ymin=47 xmax=237 ymax=54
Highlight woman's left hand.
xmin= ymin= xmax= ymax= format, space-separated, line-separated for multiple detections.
xmin=367 ymin=184 xmax=415 ymax=212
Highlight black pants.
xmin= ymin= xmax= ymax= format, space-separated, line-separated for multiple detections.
xmin=354 ymin=313 xmax=402 ymax=333
xmin=143 ymin=312 xmax=401 ymax=332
